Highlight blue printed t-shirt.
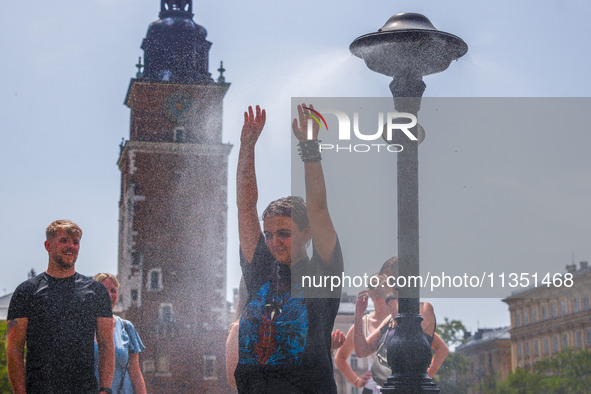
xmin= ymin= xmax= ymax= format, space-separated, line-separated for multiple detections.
xmin=235 ymin=235 xmax=343 ymax=393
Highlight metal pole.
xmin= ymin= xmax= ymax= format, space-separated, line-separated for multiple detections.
xmin=381 ymin=77 xmax=439 ymax=393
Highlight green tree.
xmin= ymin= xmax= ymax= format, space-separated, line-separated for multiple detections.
xmin=0 ymin=320 xmax=12 ymax=393
xmin=495 ymin=348 xmax=591 ymax=393
xmin=436 ymin=317 xmax=468 ymax=347
xmin=495 ymin=367 xmax=540 ymax=393
xmin=435 ymin=318 xmax=470 ymax=393
xmin=437 ymin=352 xmax=471 ymax=393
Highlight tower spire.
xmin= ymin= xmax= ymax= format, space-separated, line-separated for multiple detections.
xmin=135 ymin=57 xmax=143 ymax=78
xmin=142 ymin=0 xmax=212 ymax=83
xmin=217 ymin=61 xmax=226 ymax=84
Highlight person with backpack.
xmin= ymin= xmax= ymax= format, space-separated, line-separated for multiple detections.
xmin=334 ymin=273 xmax=392 ymax=393
xmin=353 ymin=259 xmax=449 ymax=386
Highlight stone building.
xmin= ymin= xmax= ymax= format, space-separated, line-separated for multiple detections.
xmin=455 ymin=327 xmax=512 ymax=392
xmin=503 ymin=261 xmax=591 ymax=371
xmin=0 ymin=293 xmax=12 ymax=321
xmin=116 ymin=1 xmax=232 ymax=392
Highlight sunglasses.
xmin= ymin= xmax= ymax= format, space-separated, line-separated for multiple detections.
xmin=385 ymin=295 xmax=398 ymax=305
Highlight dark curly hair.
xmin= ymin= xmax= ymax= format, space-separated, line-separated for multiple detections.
xmin=261 ymin=196 xmax=309 ymax=230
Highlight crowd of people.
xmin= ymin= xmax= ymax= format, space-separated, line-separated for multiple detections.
xmin=5 ymin=104 xmax=448 ymax=393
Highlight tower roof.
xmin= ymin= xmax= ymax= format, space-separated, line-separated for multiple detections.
xmin=140 ymin=0 xmax=213 ymax=84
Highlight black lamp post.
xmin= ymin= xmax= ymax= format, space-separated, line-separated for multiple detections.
xmin=350 ymin=13 xmax=467 ymax=393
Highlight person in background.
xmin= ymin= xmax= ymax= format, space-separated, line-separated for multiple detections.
xmin=353 ymin=258 xmax=449 ymax=381
xmin=6 ymin=220 xmax=114 ymax=394
xmin=334 ymin=273 xmax=392 ymax=393
xmin=94 ymin=273 xmax=147 ymax=394
xmin=226 ymin=279 xmax=248 ymax=391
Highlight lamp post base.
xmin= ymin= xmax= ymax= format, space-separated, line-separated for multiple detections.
xmin=381 ymin=374 xmax=440 ymax=393
xmin=380 ymin=312 xmax=436 ymax=393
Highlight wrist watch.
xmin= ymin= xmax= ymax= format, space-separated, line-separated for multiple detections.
xmin=99 ymin=388 xmax=113 ymax=394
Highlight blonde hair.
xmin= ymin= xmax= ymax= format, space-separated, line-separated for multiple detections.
xmin=46 ymin=220 xmax=82 ymax=240
xmin=93 ymin=272 xmax=120 ymax=288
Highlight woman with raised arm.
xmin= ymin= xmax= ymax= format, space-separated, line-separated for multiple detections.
xmin=234 ymin=104 xmax=343 ymax=393
xmin=335 ymin=273 xmax=392 ymax=393
xmin=353 ymin=260 xmax=449 ymax=383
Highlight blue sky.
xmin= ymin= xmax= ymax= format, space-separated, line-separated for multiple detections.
xmin=1 ymin=0 xmax=590 ymax=333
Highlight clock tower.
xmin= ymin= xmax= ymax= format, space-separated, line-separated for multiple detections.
xmin=117 ymin=1 xmax=231 ymax=392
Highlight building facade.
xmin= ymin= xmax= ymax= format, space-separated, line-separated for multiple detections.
xmin=0 ymin=293 xmax=12 ymax=321
xmin=117 ymin=1 xmax=232 ymax=392
xmin=455 ymin=327 xmax=512 ymax=392
xmin=503 ymin=261 xmax=591 ymax=371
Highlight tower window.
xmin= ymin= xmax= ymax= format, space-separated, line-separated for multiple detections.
xmin=150 ymin=271 xmax=159 ymax=290
xmin=161 ymin=70 xmax=172 ymax=81
xmin=132 ymin=251 xmax=142 ymax=266
xmin=203 ymin=354 xmax=217 ymax=379
xmin=174 ymin=127 xmax=186 ymax=142
xmin=147 ymin=268 xmax=163 ymax=291
xmin=162 ymin=0 xmax=191 ymax=12
xmin=143 ymin=360 xmax=155 ymax=374
xmin=159 ymin=303 xmax=174 ymax=323
xmin=157 ymin=355 xmax=170 ymax=374
xmin=131 ymin=289 xmax=138 ymax=301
